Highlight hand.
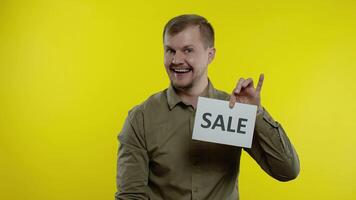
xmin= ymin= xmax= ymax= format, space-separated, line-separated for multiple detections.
xmin=229 ymin=73 xmax=264 ymax=108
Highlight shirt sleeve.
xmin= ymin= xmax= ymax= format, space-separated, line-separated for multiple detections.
xmin=115 ymin=107 xmax=150 ymax=200
xmin=244 ymin=107 xmax=300 ymax=181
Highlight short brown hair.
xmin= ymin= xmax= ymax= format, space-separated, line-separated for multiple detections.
xmin=163 ymin=14 xmax=215 ymax=48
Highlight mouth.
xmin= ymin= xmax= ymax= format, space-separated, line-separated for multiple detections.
xmin=170 ymin=67 xmax=192 ymax=74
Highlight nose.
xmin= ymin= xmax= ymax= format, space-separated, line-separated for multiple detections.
xmin=172 ymin=51 xmax=185 ymax=65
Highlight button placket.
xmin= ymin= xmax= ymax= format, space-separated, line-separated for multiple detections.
xmin=189 ymin=107 xmax=201 ymax=200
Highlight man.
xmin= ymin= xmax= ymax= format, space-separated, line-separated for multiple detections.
xmin=116 ymin=14 xmax=300 ymax=200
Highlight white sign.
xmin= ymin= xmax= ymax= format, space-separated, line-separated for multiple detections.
xmin=192 ymin=97 xmax=257 ymax=148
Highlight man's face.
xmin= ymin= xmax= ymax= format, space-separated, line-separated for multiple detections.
xmin=163 ymin=25 xmax=215 ymax=90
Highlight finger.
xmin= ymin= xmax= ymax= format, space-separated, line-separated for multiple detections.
xmin=230 ymin=78 xmax=244 ymax=108
xmin=233 ymin=78 xmax=245 ymax=95
xmin=229 ymin=94 xmax=237 ymax=108
xmin=242 ymin=78 xmax=253 ymax=88
xmin=256 ymin=73 xmax=264 ymax=93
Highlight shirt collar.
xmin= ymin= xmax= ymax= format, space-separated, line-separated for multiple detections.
xmin=166 ymin=79 xmax=217 ymax=110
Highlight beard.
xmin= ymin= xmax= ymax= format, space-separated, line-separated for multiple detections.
xmin=166 ymin=63 xmax=207 ymax=92
xmin=171 ymin=79 xmax=194 ymax=91
xmin=167 ymin=63 xmax=194 ymax=91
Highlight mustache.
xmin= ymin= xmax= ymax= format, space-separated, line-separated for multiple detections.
xmin=169 ymin=64 xmax=192 ymax=69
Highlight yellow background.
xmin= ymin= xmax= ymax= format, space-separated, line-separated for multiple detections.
xmin=1 ymin=0 xmax=355 ymax=199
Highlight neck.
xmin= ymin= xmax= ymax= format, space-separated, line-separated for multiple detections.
xmin=175 ymin=78 xmax=208 ymax=109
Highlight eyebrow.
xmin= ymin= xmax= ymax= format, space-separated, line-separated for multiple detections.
xmin=164 ymin=45 xmax=194 ymax=50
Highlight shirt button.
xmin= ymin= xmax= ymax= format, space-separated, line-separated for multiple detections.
xmin=192 ymin=160 xmax=198 ymax=166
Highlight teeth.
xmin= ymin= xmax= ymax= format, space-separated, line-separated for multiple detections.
xmin=173 ymin=68 xmax=190 ymax=73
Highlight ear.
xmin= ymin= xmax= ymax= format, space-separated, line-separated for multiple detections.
xmin=207 ymin=47 xmax=216 ymax=64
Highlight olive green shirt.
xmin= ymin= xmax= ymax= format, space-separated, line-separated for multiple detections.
xmin=116 ymin=81 xmax=300 ymax=200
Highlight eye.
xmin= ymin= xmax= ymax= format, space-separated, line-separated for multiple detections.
xmin=166 ymin=48 xmax=175 ymax=54
xmin=184 ymin=48 xmax=193 ymax=53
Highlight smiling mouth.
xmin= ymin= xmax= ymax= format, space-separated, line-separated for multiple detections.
xmin=171 ymin=67 xmax=192 ymax=73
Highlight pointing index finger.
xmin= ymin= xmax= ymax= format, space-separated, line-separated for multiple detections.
xmin=256 ymin=73 xmax=264 ymax=93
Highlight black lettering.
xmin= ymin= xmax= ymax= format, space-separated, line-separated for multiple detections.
xmin=211 ymin=114 xmax=225 ymax=131
xmin=236 ymin=118 xmax=248 ymax=134
xmin=227 ymin=116 xmax=236 ymax=132
xmin=201 ymin=112 xmax=212 ymax=128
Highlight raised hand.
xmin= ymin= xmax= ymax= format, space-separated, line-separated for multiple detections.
xmin=229 ymin=73 xmax=264 ymax=108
